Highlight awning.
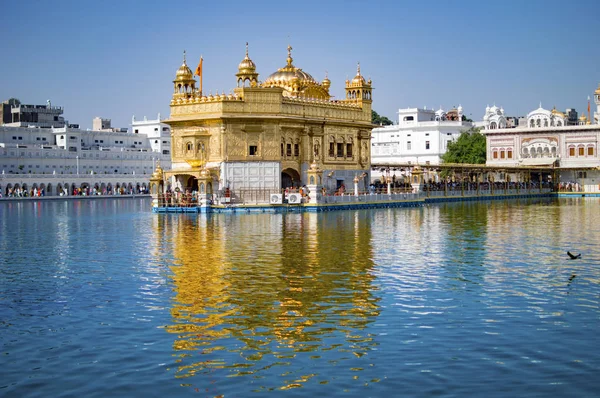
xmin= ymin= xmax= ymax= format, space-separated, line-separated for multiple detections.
xmin=519 ymin=158 xmax=558 ymax=166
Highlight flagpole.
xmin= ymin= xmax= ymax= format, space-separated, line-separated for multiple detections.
xmin=588 ymin=96 xmax=591 ymax=123
xmin=200 ymin=56 xmax=203 ymax=96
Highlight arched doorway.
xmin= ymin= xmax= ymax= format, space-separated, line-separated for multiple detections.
xmin=186 ymin=176 xmax=198 ymax=192
xmin=281 ymin=168 xmax=301 ymax=189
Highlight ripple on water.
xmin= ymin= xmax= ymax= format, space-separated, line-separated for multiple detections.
xmin=2 ymin=198 xmax=600 ymax=396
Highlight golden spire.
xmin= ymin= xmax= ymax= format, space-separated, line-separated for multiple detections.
xmin=286 ymin=45 xmax=293 ymax=67
xmin=245 ymin=41 xmax=249 ymax=58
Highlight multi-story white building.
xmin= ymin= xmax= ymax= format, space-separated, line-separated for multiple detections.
xmin=131 ymin=114 xmax=171 ymax=157
xmin=483 ymin=84 xmax=600 ymax=191
xmin=0 ymin=99 xmax=171 ymax=196
xmin=371 ymin=106 xmax=474 ymax=181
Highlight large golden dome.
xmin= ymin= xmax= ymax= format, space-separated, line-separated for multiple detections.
xmin=262 ymin=45 xmax=325 ymax=97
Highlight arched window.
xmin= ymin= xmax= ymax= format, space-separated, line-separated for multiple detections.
xmin=490 ymin=122 xmax=497 ymax=129
xmin=530 ymin=120 xmax=535 ymax=128
xmin=186 ymin=142 xmax=193 ymax=151
xmin=544 ymin=119 xmax=548 ymax=127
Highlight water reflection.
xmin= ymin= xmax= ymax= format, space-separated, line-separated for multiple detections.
xmin=160 ymin=212 xmax=380 ymax=391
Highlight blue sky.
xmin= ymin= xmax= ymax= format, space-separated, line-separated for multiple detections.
xmin=1 ymin=0 xmax=598 ymax=129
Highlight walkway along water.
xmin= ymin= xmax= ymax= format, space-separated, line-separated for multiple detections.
xmin=152 ymin=184 xmax=559 ymax=214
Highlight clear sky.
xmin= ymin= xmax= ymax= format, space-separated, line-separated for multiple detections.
xmin=1 ymin=0 xmax=599 ymax=129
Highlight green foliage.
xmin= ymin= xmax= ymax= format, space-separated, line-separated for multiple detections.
xmin=441 ymin=127 xmax=486 ymax=164
xmin=372 ymin=110 xmax=393 ymax=126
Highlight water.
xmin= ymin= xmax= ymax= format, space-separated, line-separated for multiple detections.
xmin=1 ymin=198 xmax=600 ymax=397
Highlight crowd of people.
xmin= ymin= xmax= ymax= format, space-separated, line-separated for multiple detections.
xmin=1 ymin=185 xmax=149 ymax=198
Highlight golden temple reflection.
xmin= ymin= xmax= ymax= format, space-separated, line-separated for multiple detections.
xmin=161 ymin=212 xmax=380 ymax=390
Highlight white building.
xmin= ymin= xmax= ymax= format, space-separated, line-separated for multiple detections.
xmin=478 ymin=105 xmax=508 ymax=130
xmin=0 ymin=100 xmax=172 ymax=196
xmin=483 ymin=87 xmax=600 ymax=191
xmin=131 ymin=114 xmax=172 ymax=157
xmin=371 ymin=106 xmax=474 ymax=181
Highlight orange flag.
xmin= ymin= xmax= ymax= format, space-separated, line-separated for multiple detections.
xmin=195 ymin=56 xmax=203 ymax=77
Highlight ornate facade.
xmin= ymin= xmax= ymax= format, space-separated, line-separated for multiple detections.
xmin=483 ymin=84 xmax=600 ymax=191
xmin=163 ymin=45 xmax=373 ymax=195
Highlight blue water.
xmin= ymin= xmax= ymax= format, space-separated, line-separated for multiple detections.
xmin=1 ymin=198 xmax=600 ymax=397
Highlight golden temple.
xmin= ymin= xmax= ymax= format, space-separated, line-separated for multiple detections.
xmin=160 ymin=44 xmax=373 ymax=199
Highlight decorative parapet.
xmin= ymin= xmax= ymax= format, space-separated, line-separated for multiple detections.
xmin=281 ymin=96 xmax=361 ymax=108
xmin=170 ymin=92 xmax=242 ymax=106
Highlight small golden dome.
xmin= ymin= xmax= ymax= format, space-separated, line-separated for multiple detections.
xmin=595 ymin=83 xmax=600 ymax=95
xmin=238 ymin=42 xmax=256 ymax=73
xmin=579 ymin=114 xmax=587 ymax=121
xmin=322 ymin=72 xmax=331 ymax=89
xmin=151 ymin=162 xmax=164 ymax=179
xmin=551 ymin=107 xmax=565 ymax=118
xmin=174 ymin=51 xmax=193 ymax=81
xmin=351 ymin=62 xmax=366 ymax=85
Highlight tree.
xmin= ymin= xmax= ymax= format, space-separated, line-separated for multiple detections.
xmin=441 ymin=127 xmax=486 ymax=164
xmin=372 ymin=110 xmax=393 ymax=126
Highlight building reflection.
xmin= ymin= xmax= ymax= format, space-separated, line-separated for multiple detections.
xmin=159 ymin=212 xmax=380 ymax=390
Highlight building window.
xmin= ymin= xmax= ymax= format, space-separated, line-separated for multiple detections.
xmin=281 ymin=143 xmax=284 ymax=157
xmin=12 ymin=136 xmax=16 ymax=140
xmin=329 ymin=142 xmax=335 ymax=157
xmin=162 ymin=150 xmax=169 ymax=155
xmin=500 ymin=150 xmax=505 ymax=159
xmin=70 ymin=136 xmax=76 ymax=140
xmin=187 ymin=143 xmax=193 ymax=151
xmin=569 ymin=147 xmax=575 ymax=157
xmin=346 ymin=143 xmax=353 ymax=157
xmin=588 ymin=147 xmax=594 ymax=156
xmin=425 ymin=133 xmax=429 ymax=136
xmin=507 ymin=149 xmax=513 ymax=159
xmin=134 ymin=129 xmax=139 ymax=134
xmin=493 ymin=151 xmax=498 ymax=159
xmin=155 ymin=140 xmax=158 ymax=143
xmin=294 ymin=143 xmax=299 ymax=156
xmin=286 ymin=143 xmax=292 ymax=156
xmin=154 ymin=128 xmax=158 ymax=132
xmin=162 ymin=127 xmax=169 ymax=132
xmin=407 ymin=141 xmax=411 ymax=150
xmin=425 ymin=141 xmax=430 ymax=150
xmin=337 ymin=143 xmax=344 ymax=157
xmin=579 ymin=147 xmax=584 ymax=156
xmin=249 ymin=145 xmax=258 ymax=156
